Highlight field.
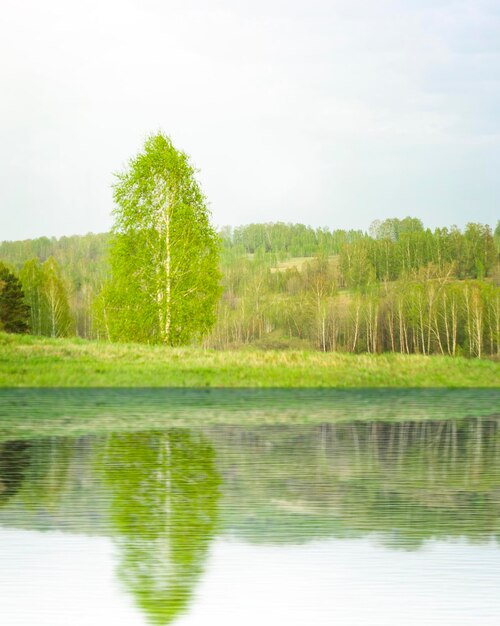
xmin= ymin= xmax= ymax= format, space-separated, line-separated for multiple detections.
xmin=0 ymin=332 xmax=498 ymax=388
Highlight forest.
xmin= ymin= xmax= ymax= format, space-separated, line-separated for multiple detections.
xmin=0 ymin=217 xmax=499 ymax=357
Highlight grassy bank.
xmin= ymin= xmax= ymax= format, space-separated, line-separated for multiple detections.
xmin=0 ymin=333 xmax=498 ymax=388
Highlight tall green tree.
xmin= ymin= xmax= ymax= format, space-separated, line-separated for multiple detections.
xmin=41 ymin=256 xmax=73 ymax=337
xmin=19 ymin=257 xmax=72 ymax=337
xmin=0 ymin=263 xmax=29 ymax=333
xmin=19 ymin=258 xmax=45 ymax=335
xmin=100 ymin=133 xmax=221 ymax=345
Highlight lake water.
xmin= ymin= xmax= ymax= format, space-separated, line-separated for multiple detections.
xmin=0 ymin=389 xmax=499 ymax=625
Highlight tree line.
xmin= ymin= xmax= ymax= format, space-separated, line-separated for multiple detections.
xmin=211 ymin=219 xmax=500 ymax=357
xmin=0 ymin=233 xmax=107 ymax=337
xmin=2 ymin=418 xmax=499 ymax=551
xmin=1 ymin=218 xmax=499 ymax=356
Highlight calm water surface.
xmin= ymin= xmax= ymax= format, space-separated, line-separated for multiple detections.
xmin=0 ymin=390 xmax=499 ymax=625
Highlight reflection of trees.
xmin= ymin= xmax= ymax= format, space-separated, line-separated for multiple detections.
xmin=0 ymin=441 xmax=31 ymax=507
xmin=20 ymin=437 xmax=74 ymax=511
xmin=0 ymin=417 xmax=499 ymax=616
xmin=0 ymin=436 xmax=84 ymax=525
xmin=319 ymin=419 xmax=500 ymax=548
xmin=213 ymin=419 xmax=500 ymax=547
xmin=100 ymin=430 xmax=220 ymax=625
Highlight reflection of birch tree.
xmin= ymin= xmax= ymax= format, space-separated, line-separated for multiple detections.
xmin=100 ymin=430 xmax=220 ymax=625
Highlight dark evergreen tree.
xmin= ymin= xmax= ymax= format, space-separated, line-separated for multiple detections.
xmin=0 ymin=263 xmax=30 ymax=333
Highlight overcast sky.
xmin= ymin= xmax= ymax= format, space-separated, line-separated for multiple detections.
xmin=1 ymin=0 xmax=499 ymax=241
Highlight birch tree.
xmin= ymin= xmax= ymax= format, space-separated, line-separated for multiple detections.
xmin=102 ymin=133 xmax=221 ymax=345
xmin=19 ymin=257 xmax=72 ymax=337
xmin=20 ymin=258 xmax=44 ymax=335
xmin=41 ymin=257 xmax=73 ymax=337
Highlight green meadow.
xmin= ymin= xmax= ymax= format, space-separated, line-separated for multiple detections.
xmin=1 ymin=332 xmax=498 ymax=388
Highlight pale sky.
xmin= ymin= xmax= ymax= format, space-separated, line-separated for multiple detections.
xmin=1 ymin=0 xmax=499 ymax=241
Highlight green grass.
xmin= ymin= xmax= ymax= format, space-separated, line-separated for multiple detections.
xmin=0 ymin=332 xmax=498 ymax=387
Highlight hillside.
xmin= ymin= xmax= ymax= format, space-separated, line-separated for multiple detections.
xmin=1 ymin=219 xmax=499 ymax=356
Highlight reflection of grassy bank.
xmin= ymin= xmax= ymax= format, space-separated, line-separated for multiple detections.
xmin=1 ymin=333 xmax=499 ymax=387
xmin=0 ymin=388 xmax=498 ymax=440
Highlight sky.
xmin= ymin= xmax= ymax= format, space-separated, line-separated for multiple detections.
xmin=1 ymin=0 xmax=499 ymax=241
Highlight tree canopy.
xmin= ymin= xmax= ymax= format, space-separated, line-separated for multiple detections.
xmin=98 ymin=133 xmax=221 ymax=345
xmin=20 ymin=257 xmax=73 ymax=337
xmin=0 ymin=263 xmax=29 ymax=334
xmin=1 ymin=216 xmax=498 ymax=355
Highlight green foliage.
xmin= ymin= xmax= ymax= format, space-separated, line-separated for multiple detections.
xmin=100 ymin=430 xmax=220 ymax=625
xmin=1 ymin=418 xmax=500 ymax=556
xmin=225 ymin=222 xmax=363 ymax=256
xmin=212 ymin=221 xmax=500 ymax=355
xmin=41 ymin=257 xmax=73 ymax=337
xmin=0 ymin=233 xmax=108 ymax=337
xmin=369 ymin=217 xmax=424 ymax=241
xmin=19 ymin=259 xmax=44 ymax=335
xmin=339 ymin=221 xmax=498 ymax=284
xmin=20 ymin=257 xmax=73 ymax=337
xmin=99 ymin=133 xmax=221 ymax=345
xmin=1 ymin=217 xmax=499 ymax=356
xmin=0 ymin=263 xmax=29 ymax=334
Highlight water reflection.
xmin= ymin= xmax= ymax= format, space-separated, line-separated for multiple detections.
xmin=0 ymin=441 xmax=31 ymax=507
xmin=0 ymin=418 xmax=499 ymax=623
xmin=215 ymin=419 xmax=500 ymax=547
xmin=100 ymin=431 xmax=220 ymax=624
